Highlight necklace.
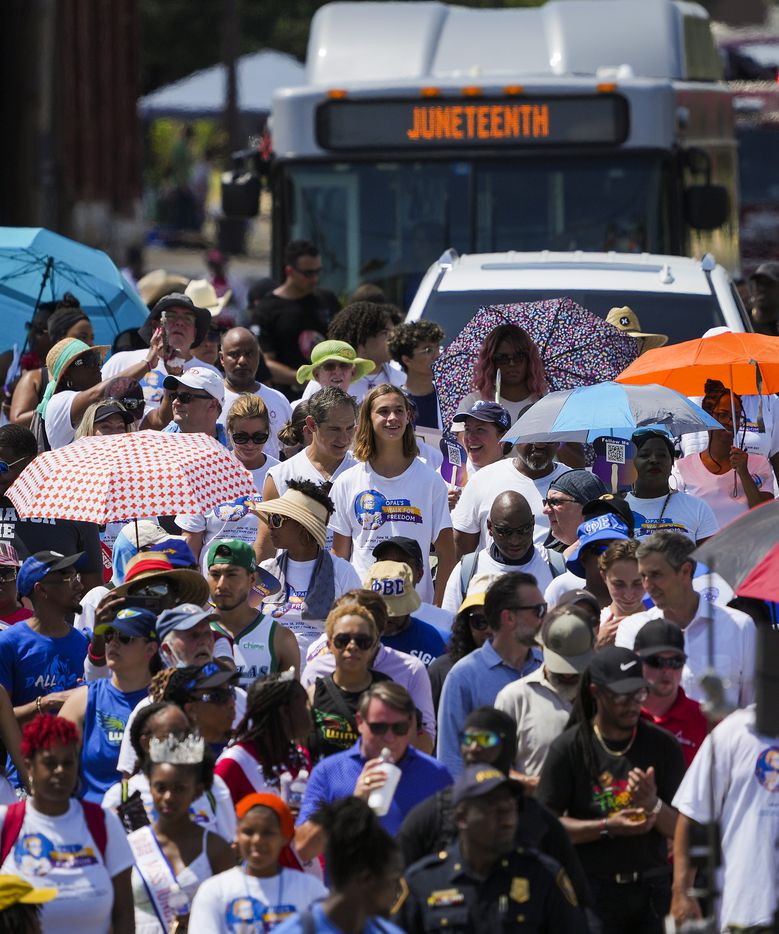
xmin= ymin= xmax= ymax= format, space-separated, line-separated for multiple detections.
xmin=593 ymin=723 xmax=637 ymax=757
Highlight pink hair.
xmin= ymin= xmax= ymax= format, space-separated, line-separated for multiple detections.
xmin=472 ymin=325 xmax=548 ymax=399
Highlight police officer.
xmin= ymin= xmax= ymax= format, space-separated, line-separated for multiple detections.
xmin=394 ymin=764 xmax=587 ymax=933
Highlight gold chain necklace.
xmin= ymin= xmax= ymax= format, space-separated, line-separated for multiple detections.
xmin=593 ymin=723 xmax=637 ymax=757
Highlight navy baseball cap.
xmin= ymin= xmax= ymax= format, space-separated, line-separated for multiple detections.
xmin=17 ymin=551 xmax=84 ymax=598
xmin=94 ymin=606 xmax=158 ymax=639
xmin=589 ymin=646 xmax=647 ymax=694
xmin=145 ymin=538 xmax=198 ymax=569
xmin=566 ymin=513 xmax=630 ymax=577
xmin=451 ymin=401 xmax=512 ymax=433
xmin=156 ymin=604 xmax=217 ymax=644
xmin=372 ymin=536 xmax=424 ymax=567
xmin=452 ymin=764 xmax=522 ymax=806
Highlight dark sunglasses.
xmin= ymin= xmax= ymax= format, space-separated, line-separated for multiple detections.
xmin=232 ymin=431 xmax=270 ymax=446
xmin=644 ymin=655 xmax=685 ymax=670
xmin=466 ymin=611 xmax=488 ymax=630
xmin=116 ymin=397 xmax=145 ymax=411
xmin=129 ymin=581 xmax=172 ymax=598
xmin=493 ymin=351 xmax=527 ymax=366
xmin=294 ymin=266 xmax=322 ymax=278
xmin=459 ymin=728 xmax=503 ymax=749
xmin=0 ymin=456 xmax=28 ymax=474
xmin=367 ymin=720 xmax=411 ymax=737
xmin=491 ymin=521 xmax=535 ymax=538
xmin=193 ymin=686 xmax=235 ymax=705
xmin=509 ymin=603 xmax=548 ymax=619
xmin=104 ymin=630 xmax=136 ymax=645
xmin=332 ymin=632 xmax=374 ymax=650
xmin=600 ymin=686 xmax=649 ymax=705
xmin=71 ymin=352 xmax=102 ymax=368
xmin=169 ymin=391 xmax=213 ymax=404
xmin=266 ymin=514 xmax=287 ymax=530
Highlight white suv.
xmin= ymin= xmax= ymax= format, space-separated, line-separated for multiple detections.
xmin=406 ymin=250 xmax=750 ymax=343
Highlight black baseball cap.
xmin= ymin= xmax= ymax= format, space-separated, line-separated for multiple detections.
xmin=589 ymin=646 xmax=647 ymax=694
xmin=372 ymin=537 xmax=424 ymax=568
xmin=634 ymin=619 xmax=686 ymax=658
xmin=452 ymin=764 xmax=522 ymax=806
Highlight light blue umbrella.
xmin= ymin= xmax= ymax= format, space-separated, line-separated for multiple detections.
xmin=502 ymin=381 xmax=723 ymax=444
xmin=0 ymin=227 xmax=148 ymax=355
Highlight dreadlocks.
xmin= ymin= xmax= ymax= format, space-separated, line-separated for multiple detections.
xmin=566 ymin=668 xmax=600 ymax=781
xmin=232 ymin=673 xmax=307 ymax=770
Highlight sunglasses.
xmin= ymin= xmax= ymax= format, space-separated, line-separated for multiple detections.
xmin=493 ymin=351 xmax=527 ymax=366
xmin=129 ymin=581 xmax=172 ymax=598
xmin=169 ymin=391 xmax=213 ymax=404
xmin=71 ymin=352 xmax=102 ymax=368
xmin=294 ymin=266 xmax=322 ymax=278
xmin=265 ymin=514 xmax=287 ymax=530
xmin=600 ymin=686 xmax=649 ymax=705
xmin=459 ymin=729 xmax=503 ymax=749
xmin=213 ymin=493 xmax=264 ymax=522
xmin=491 ymin=521 xmax=535 ymax=538
xmin=508 ymin=603 xmax=547 ymax=619
xmin=0 ymin=456 xmax=28 ymax=474
xmin=193 ymin=686 xmax=236 ymax=705
xmin=332 ymin=632 xmax=375 ymax=651
xmin=644 ymin=655 xmax=685 ymax=670
xmin=466 ymin=611 xmax=488 ymax=630
xmin=542 ymin=497 xmax=578 ymax=509
xmin=116 ymin=397 xmax=144 ymax=411
xmin=367 ymin=720 xmax=411 ymax=737
xmin=104 ymin=630 xmax=136 ymax=645
xmin=0 ymin=568 xmax=17 ymax=583
xmin=232 ymin=431 xmax=270 ymax=446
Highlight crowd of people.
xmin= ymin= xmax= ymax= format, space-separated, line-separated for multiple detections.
xmin=0 ymin=237 xmax=775 ymax=934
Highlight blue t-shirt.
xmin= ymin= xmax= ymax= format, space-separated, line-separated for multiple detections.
xmin=381 ymin=616 xmax=446 ymax=668
xmin=274 ymin=902 xmax=405 ymax=934
xmin=80 ymin=678 xmax=149 ymax=802
xmin=0 ymin=622 xmax=88 ymax=706
xmin=162 ymin=421 xmax=230 ymax=447
xmin=297 ymin=741 xmax=452 ymax=837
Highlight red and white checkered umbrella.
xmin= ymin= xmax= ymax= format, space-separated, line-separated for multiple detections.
xmin=7 ymin=430 xmax=257 ymax=524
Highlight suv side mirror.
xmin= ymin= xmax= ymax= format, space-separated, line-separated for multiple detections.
xmin=685 ymin=184 xmax=729 ymax=231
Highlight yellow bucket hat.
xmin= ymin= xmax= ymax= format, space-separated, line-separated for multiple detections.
xmin=296 ymin=340 xmax=375 ymax=384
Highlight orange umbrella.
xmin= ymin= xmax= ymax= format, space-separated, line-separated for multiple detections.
xmin=615 ymin=331 xmax=779 ymax=396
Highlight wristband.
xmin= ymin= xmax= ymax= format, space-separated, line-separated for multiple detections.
xmin=88 ymin=643 xmax=106 ymax=665
xmin=35 ymin=696 xmax=42 ymax=715
xmin=599 ymin=817 xmax=610 ymax=838
xmin=650 ymin=797 xmax=663 ymax=815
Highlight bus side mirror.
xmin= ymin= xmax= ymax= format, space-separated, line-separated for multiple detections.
xmin=221 ymin=171 xmax=261 ymax=219
xmin=685 ymin=184 xmax=729 ymax=231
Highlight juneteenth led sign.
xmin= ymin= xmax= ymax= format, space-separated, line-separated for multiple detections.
xmin=406 ymin=103 xmax=550 ymax=141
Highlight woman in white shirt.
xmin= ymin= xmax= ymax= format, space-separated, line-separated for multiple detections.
xmin=177 ymin=394 xmax=279 ymax=574
xmin=330 ymin=384 xmax=455 ymax=605
xmin=597 ymin=539 xmax=645 ymax=648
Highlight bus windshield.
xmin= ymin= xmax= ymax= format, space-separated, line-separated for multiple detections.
xmin=277 ymin=152 xmax=675 ymax=305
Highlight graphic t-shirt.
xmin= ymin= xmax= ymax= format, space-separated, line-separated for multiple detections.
xmin=176 ymin=455 xmax=279 ymax=574
xmin=0 ymin=621 xmax=88 ymax=706
xmin=311 ymin=670 xmax=392 ymax=758
xmin=329 ymin=459 xmax=452 ymax=603
xmin=189 ymin=865 xmax=328 ymax=933
xmin=537 ymin=719 xmax=686 ymax=878
xmin=381 ymin=617 xmax=446 ymax=668
xmin=672 ymin=453 xmax=775 ymax=529
xmin=0 ymin=799 xmax=134 ymax=934
xmin=625 ymin=490 xmax=719 ymax=542
xmin=80 ymin=679 xmax=149 ymax=802
xmin=219 ymin=384 xmax=292 ymax=461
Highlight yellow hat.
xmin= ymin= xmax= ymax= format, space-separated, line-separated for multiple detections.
xmin=457 ymin=572 xmax=501 ymax=615
xmin=606 ymin=307 xmax=668 ymax=352
xmin=296 ymin=340 xmax=375 ymax=384
xmin=0 ymin=874 xmax=58 ymax=910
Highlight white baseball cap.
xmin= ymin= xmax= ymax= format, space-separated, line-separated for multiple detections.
xmin=163 ymin=367 xmax=225 ymax=404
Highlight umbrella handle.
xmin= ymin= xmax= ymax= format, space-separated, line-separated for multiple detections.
xmin=495 ymin=368 xmax=502 ymax=404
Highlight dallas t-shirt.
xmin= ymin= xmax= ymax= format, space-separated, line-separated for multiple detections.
xmin=0 ymin=799 xmax=134 ymax=934
xmin=537 ymin=719 xmax=686 ymax=878
xmin=0 ymin=621 xmax=88 ymax=706
xmin=329 ymin=459 xmax=452 ymax=603
xmin=672 ymin=453 xmax=775 ymax=528
xmin=189 ymin=865 xmax=328 ymax=934
xmin=625 ymin=490 xmax=720 ymax=542
xmin=219 ymin=384 xmax=292 ymax=461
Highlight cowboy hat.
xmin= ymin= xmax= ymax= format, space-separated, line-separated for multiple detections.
xmin=185 ymin=279 xmax=232 ymax=319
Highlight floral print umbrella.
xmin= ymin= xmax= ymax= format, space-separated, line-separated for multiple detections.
xmin=432 ymin=297 xmax=639 ymax=429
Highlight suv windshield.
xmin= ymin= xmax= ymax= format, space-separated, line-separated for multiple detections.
xmin=421 ymin=288 xmax=730 ymax=345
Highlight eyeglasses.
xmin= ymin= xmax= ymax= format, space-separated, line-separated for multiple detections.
xmin=466 ymin=611 xmax=488 ymax=630
xmin=0 ymin=568 xmax=17 ymax=583
xmin=411 ymin=345 xmax=441 ymax=357
xmin=212 ymin=493 xmax=264 ymax=522
xmin=169 ymin=391 xmax=213 ymax=404
xmin=129 ymin=580 xmax=172 ymax=598
xmin=643 ymin=655 xmax=685 ymax=670
xmin=542 ymin=497 xmax=578 ymax=509
xmin=104 ymin=630 xmax=137 ymax=645
xmin=600 ymin=686 xmax=649 ymax=705
xmin=294 ymin=266 xmax=322 ymax=278
xmin=193 ymin=686 xmax=236 ymax=705
xmin=161 ymin=310 xmax=196 ymax=323
xmin=491 ymin=521 xmax=535 ymax=539
xmin=46 ymin=572 xmax=80 ymax=586
xmin=332 ymin=632 xmax=375 ymax=650
xmin=493 ymin=351 xmax=527 ymax=366
xmin=508 ymin=603 xmax=547 ymax=619
xmin=71 ymin=352 xmax=102 ymax=368
xmin=367 ymin=720 xmax=411 ymax=737
xmin=0 ymin=456 xmax=28 ymax=474
xmin=458 ymin=729 xmax=503 ymax=749
xmin=231 ymin=431 xmax=270 ymax=446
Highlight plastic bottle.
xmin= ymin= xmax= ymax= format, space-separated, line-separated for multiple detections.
xmin=287 ymin=769 xmax=309 ymax=810
xmin=279 ymin=771 xmax=292 ymax=804
xmin=367 ymin=748 xmax=401 ymax=817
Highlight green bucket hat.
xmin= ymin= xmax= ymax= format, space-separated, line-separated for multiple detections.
xmin=296 ymin=340 xmax=375 ymax=384
xmin=37 ymin=337 xmax=109 ymax=420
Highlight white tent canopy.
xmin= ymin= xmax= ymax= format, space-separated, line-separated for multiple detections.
xmin=139 ymin=49 xmax=304 ymax=118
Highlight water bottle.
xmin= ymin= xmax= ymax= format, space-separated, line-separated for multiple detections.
xmin=367 ymin=748 xmax=401 ymax=817
xmin=279 ymin=771 xmax=292 ymax=804
xmin=287 ymin=769 xmax=309 ymax=810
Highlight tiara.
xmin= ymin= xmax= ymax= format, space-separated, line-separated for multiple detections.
xmin=148 ymin=732 xmax=205 ymax=765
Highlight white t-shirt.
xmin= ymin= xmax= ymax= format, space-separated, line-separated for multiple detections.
xmin=101 ymin=352 xmax=221 ymax=417
xmin=0 ymin=799 xmax=134 ymax=934
xmin=615 ymin=597 xmax=756 ymax=709
xmin=672 ymin=452 xmax=775 ymax=529
xmin=44 ymin=389 xmax=79 ymax=449
xmin=459 ymin=390 xmax=541 ymax=426
xmin=680 ymin=394 xmax=779 ymax=460
xmin=544 ymin=570 xmax=586 ymax=608
xmin=176 ymin=455 xmax=278 ymax=574
xmin=259 ymin=554 xmax=362 ymax=664
xmin=624 ymin=490 xmax=719 ymax=542
xmin=102 ymin=772 xmax=237 ymax=843
xmin=329 ymin=459 xmax=452 ymax=603
xmin=219 ymin=383 xmax=292 ymax=461
xmin=267 ymin=448 xmax=357 ymax=550
xmin=451 ymin=459 xmax=570 ymax=549
xmin=441 ymin=547 xmax=553 ymax=614
xmin=673 ymin=706 xmax=779 ymax=932
xmin=189 ymin=865 xmax=328 ymax=933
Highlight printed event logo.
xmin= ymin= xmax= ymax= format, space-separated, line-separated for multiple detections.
xmin=15 ymin=833 xmax=98 ymax=874
xmin=226 ymin=896 xmax=296 ymax=932
xmin=631 ymin=511 xmax=688 ymax=537
xmin=354 ymin=489 xmax=422 ymax=529
xmin=97 ymin=710 xmax=126 ymax=746
xmin=755 ymin=748 xmax=779 ymax=792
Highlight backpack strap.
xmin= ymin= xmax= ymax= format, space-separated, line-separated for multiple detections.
xmin=299 ymin=910 xmax=316 ymax=934
xmin=458 ymin=550 xmax=480 ymax=600
xmin=0 ymin=801 xmax=26 ymax=865
xmin=546 ymin=549 xmax=567 ymax=579
xmin=82 ymin=800 xmax=107 ymax=859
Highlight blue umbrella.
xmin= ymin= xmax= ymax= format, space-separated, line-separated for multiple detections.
xmin=0 ymin=227 xmax=148 ymax=355
xmin=502 ymin=381 xmax=722 ymax=444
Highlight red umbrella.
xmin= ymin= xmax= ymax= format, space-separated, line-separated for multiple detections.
xmin=7 ymin=431 xmax=256 ymax=524
xmin=736 ymin=545 xmax=779 ymax=603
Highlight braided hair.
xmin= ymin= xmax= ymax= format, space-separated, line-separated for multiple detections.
xmin=566 ymin=669 xmax=600 ymax=781
xmin=232 ymin=674 xmax=307 ymax=770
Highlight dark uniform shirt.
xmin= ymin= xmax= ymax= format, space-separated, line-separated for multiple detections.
xmin=394 ymin=842 xmax=587 ymax=933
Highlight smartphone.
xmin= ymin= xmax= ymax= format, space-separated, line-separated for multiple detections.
xmin=122 ymin=595 xmax=163 ymax=613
